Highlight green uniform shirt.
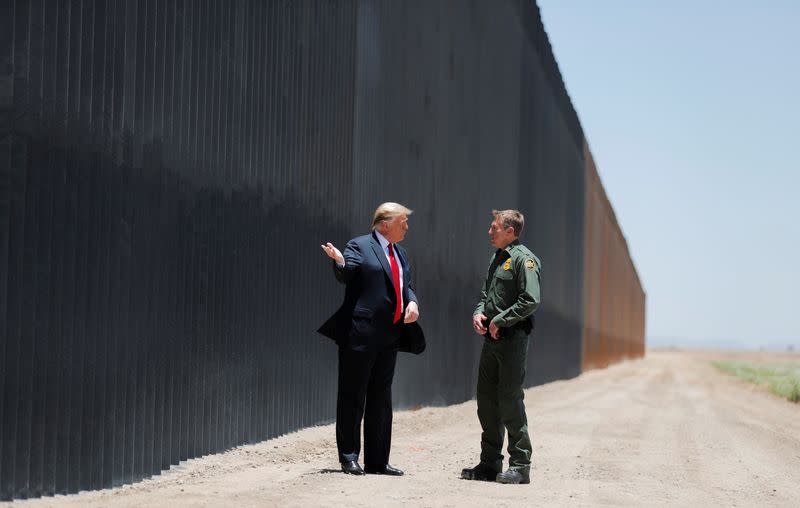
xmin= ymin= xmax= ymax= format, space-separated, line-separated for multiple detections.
xmin=474 ymin=239 xmax=541 ymax=328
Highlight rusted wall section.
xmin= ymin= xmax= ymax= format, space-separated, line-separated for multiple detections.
xmin=582 ymin=143 xmax=646 ymax=370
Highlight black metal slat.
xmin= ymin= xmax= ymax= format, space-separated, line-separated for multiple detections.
xmin=160 ymin=0 xmax=178 ymax=472
xmin=1 ymin=3 xmax=28 ymax=499
xmin=141 ymin=0 xmax=159 ymax=480
xmin=211 ymin=0 xmax=227 ymax=454
xmin=196 ymin=0 xmax=210 ymax=459
xmin=54 ymin=2 xmax=77 ymax=493
xmin=40 ymin=1 xmax=68 ymax=498
xmin=129 ymin=0 xmax=147 ymax=483
xmin=184 ymin=0 xmax=199 ymax=461
xmin=29 ymin=0 xmax=62 ymax=498
xmin=151 ymin=0 xmax=168 ymax=477
xmin=169 ymin=1 xmax=187 ymax=465
xmin=13 ymin=0 xmax=44 ymax=499
xmin=254 ymin=0 xmax=268 ymax=443
xmin=104 ymin=0 xmax=126 ymax=489
xmin=118 ymin=0 xmax=138 ymax=486
xmin=222 ymin=2 xmax=239 ymax=450
xmin=0 ymin=0 xmax=15 ymax=491
xmin=94 ymin=0 xmax=114 ymax=491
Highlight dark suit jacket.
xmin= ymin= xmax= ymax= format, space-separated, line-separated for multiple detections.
xmin=318 ymin=232 xmax=425 ymax=354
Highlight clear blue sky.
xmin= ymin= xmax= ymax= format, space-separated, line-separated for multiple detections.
xmin=538 ymin=1 xmax=800 ymax=348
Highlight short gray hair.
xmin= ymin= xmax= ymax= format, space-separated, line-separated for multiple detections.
xmin=372 ymin=202 xmax=413 ymax=229
xmin=492 ymin=209 xmax=524 ymax=237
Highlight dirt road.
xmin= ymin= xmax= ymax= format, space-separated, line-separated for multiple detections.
xmin=9 ymin=350 xmax=800 ymax=507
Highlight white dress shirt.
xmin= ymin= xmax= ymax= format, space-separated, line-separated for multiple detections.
xmin=374 ymin=231 xmax=404 ymax=303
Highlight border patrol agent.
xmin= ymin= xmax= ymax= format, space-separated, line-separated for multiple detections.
xmin=461 ymin=209 xmax=541 ymax=485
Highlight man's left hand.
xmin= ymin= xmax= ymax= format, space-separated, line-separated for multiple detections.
xmin=404 ymin=301 xmax=419 ymax=324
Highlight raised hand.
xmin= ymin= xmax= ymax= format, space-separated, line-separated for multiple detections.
xmin=320 ymin=242 xmax=344 ymax=266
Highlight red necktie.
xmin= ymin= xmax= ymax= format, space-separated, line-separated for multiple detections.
xmin=388 ymin=244 xmax=402 ymax=323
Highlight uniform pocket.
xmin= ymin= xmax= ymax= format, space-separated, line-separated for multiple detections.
xmin=493 ymin=267 xmax=515 ymax=300
xmin=495 ymin=269 xmax=514 ymax=280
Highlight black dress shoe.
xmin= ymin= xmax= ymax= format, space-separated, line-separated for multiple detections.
xmin=341 ymin=460 xmax=365 ymax=475
xmin=364 ymin=464 xmax=404 ymax=476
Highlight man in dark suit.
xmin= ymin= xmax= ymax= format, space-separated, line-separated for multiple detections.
xmin=318 ymin=202 xmax=424 ymax=477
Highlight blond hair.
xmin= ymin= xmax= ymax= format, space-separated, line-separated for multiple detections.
xmin=492 ymin=209 xmax=524 ymax=237
xmin=372 ymin=202 xmax=413 ymax=229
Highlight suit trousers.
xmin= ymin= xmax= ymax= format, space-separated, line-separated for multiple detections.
xmin=336 ymin=347 xmax=398 ymax=466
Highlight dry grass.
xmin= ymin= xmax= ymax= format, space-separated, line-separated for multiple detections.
xmin=713 ymin=360 xmax=800 ymax=402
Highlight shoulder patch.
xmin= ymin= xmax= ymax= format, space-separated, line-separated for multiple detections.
xmin=525 ymin=258 xmax=537 ymax=270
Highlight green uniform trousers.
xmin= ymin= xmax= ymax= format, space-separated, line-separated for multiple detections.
xmin=476 ymin=328 xmax=532 ymax=473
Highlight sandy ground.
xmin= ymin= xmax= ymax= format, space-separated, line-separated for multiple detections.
xmin=7 ymin=349 xmax=800 ymax=507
